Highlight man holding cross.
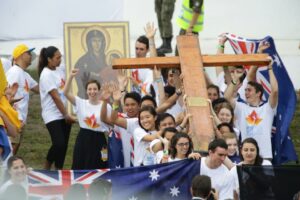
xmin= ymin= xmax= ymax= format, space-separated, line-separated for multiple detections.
xmin=112 ymin=35 xmax=270 ymax=152
xmin=224 ymin=56 xmax=278 ymax=160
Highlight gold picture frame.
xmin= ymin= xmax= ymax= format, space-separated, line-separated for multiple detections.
xmin=64 ymin=22 xmax=130 ymax=99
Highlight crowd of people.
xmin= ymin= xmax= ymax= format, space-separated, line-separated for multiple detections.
xmin=0 ymin=0 xmax=297 ymax=199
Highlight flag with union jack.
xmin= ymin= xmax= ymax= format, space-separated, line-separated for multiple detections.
xmin=28 ymin=169 xmax=107 ymax=199
xmin=226 ymin=34 xmax=298 ymax=164
xmin=28 ymin=159 xmax=200 ymax=200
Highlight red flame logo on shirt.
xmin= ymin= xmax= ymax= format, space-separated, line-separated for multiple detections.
xmin=84 ymin=114 xmax=100 ymax=128
xmin=59 ymin=78 xmax=65 ymax=90
xmin=246 ymin=110 xmax=262 ymax=125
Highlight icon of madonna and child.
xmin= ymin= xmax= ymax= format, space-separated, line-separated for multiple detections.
xmin=74 ymin=27 xmax=124 ymax=98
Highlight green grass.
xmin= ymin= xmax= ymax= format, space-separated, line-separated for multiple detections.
xmin=18 ymin=69 xmax=80 ymax=169
xmin=16 ymin=69 xmax=300 ymax=169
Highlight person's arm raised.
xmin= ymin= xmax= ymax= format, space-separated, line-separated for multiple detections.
xmin=63 ymin=69 xmax=78 ymax=105
xmin=144 ymin=22 xmax=157 ymax=57
xmin=100 ymin=82 xmax=113 ymax=126
xmin=267 ymin=57 xmax=278 ymax=109
xmin=110 ymin=82 xmax=127 ymax=129
xmin=224 ymin=70 xmax=244 ymax=109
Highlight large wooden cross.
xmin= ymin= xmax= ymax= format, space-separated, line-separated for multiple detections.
xmin=112 ymin=35 xmax=269 ymax=151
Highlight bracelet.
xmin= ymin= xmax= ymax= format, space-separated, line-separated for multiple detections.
xmin=231 ymin=80 xmax=237 ymax=85
xmin=112 ymin=104 xmax=119 ymax=111
xmin=179 ymin=125 xmax=184 ymax=130
xmin=218 ymin=44 xmax=225 ymax=49
xmin=268 ymin=67 xmax=273 ymax=70
xmin=121 ymin=90 xmax=126 ymax=93
xmin=176 ymin=89 xmax=182 ymax=96
xmin=155 ymin=77 xmax=163 ymax=83
xmin=163 ymin=150 xmax=169 ymax=156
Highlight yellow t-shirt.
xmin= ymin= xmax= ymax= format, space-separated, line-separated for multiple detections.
xmin=0 ymin=59 xmax=21 ymax=129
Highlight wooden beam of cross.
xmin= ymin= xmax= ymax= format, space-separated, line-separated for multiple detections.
xmin=112 ymin=54 xmax=270 ymax=69
xmin=112 ymin=35 xmax=270 ymax=151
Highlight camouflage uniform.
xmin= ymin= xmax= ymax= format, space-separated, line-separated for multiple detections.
xmin=155 ymin=0 xmax=176 ymax=54
xmin=155 ymin=0 xmax=175 ymax=38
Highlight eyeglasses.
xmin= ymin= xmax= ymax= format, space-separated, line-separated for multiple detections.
xmin=177 ymin=142 xmax=189 ymax=147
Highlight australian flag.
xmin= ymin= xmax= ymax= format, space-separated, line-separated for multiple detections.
xmin=108 ymin=128 xmax=124 ymax=168
xmin=226 ymin=34 xmax=298 ymax=164
xmin=28 ymin=159 xmax=200 ymax=200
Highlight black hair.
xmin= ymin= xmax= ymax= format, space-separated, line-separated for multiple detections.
xmin=161 ymin=127 xmax=178 ymax=138
xmin=155 ymin=113 xmax=176 ymax=130
xmin=217 ymin=122 xmax=234 ymax=133
xmin=207 ymin=84 xmax=220 ymax=97
xmin=138 ymin=105 xmax=157 ymax=131
xmin=136 ymin=35 xmax=149 ymax=49
xmin=85 ymin=79 xmax=101 ymax=90
xmin=124 ymin=91 xmax=141 ymax=105
xmin=38 ymin=46 xmax=59 ymax=76
xmin=240 ymin=137 xmax=263 ymax=165
xmin=191 ymin=175 xmax=212 ymax=198
xmin=208 ymin=138 xmax=228 ymax=152
xmin=164 ymin=85 xmax=176 ymax=97
xmin=212 ymin=98 xmax=229 ymax=110
xmin=247 ymin=81 xmax=264 ymax=99
xmin=141 ymin=95 xmax=157 ymax=108
xmin=7 ymin=156 xmax=25 ymax=171
xmin=169 ymin=132 xmax=193 ymax=159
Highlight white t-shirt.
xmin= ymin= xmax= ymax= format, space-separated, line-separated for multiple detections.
xmin=234 ymin=101 xmax=276 ymax=158
xmin=166 ymin=100 xmax=184 ymax=118
xmin=230 ymin=160 xmax=272 ymax=194
xmin=149 ymin=139 xmax=163 ymax=164
xmin=155 ymin=150 xmax=164 ymax=164
xmin=6 ymin=65 xmax=38 ymax=122
xmin=133 ymin=127 xmax=155 ymax=166
xmin=168 ymin=157 xmax=183 ymax=162
xmin=131 ymin=68 xmax=153 ymax=96
xmin=39 ymin=67 xmax=66 ymax=124
xmin=74 ymin=97 xmax=111 ymax=132
xmin=149 ymin=139 xmax=160 ymax=153
xmin=200 ymin=157 xmax=234 ymax=200
xmin=113 ymin=116 xmax=139 ymax=167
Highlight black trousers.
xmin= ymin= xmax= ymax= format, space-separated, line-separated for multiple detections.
xmin=46 ymin=119 xmax=71 ymax=169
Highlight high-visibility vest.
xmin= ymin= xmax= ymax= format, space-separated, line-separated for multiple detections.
xmin=176 ymin=0 xmax=204 ymax=32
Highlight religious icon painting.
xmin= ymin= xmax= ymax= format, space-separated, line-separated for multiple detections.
xmin=64 ymin=22 xmax=130 ymax=99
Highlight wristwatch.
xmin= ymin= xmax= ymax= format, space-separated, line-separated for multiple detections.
xmin=176 ymin=89 xmax=182 ymax=96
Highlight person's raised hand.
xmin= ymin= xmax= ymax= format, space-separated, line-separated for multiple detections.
xmin=218 ymin=33 xmax=228 ymax=45
xmin=100 ymin=82 xmax=112 ymax=101
xmin=70 ymin=68 xmax=79 ymax=78
xmin=258 ymin=41 xmax=270 ymax=53
xmin=112 ymin=82 xmax=122 ymax=102
xmin=144 ymin=22 xmax=157 ymax=39
xmin=153 ymin=65 xmax=162 ymax=80
xmin=117 ymin=70 xmax=128 ymax=91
